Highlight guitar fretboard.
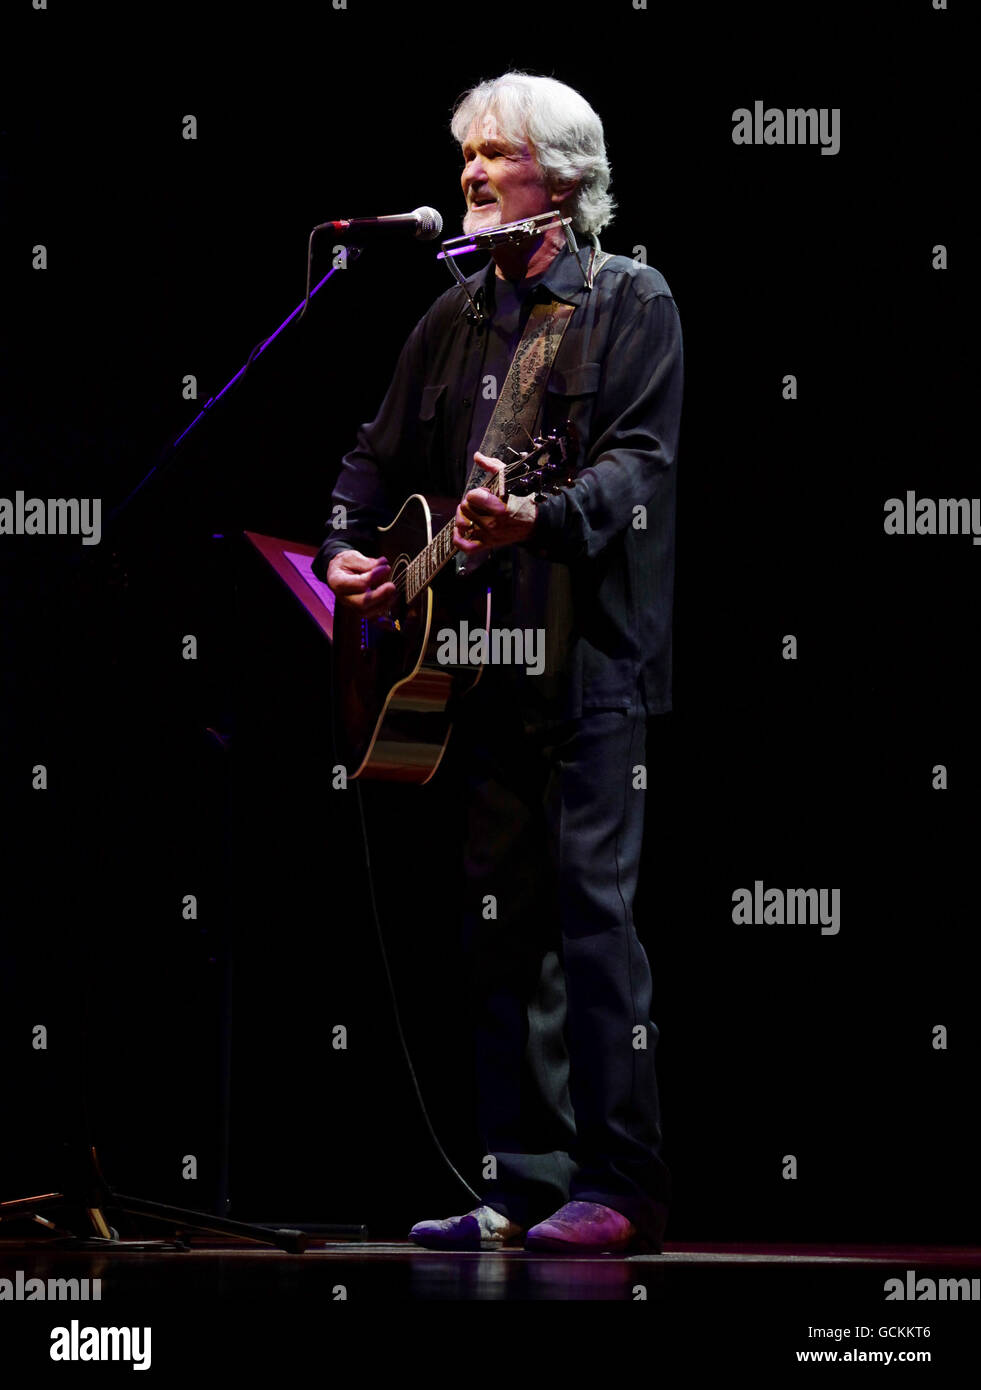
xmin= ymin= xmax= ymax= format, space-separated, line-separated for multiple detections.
xmin=398 ymin=444 xmax=561 ymax=606
xmin=405 ymin=518 xmax=458 ymax=604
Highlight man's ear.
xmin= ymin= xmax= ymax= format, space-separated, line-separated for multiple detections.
xmin=549 ymin=178 xmax=579 ymax=211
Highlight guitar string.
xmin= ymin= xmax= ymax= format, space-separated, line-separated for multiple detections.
xmin=394 ymin=306 xmax=566 ymax=602
xmin=392 ymin=445 xmax=561 ymax=602
xmin=390 ymin=303 xmax=570 ymax=603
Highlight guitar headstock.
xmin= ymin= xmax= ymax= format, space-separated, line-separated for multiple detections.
xmin=502 ymin=422 xmax=580 ymax=503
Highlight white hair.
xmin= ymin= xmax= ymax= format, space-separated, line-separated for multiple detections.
xmin=450 ymin=72 xmax=615 ymax=240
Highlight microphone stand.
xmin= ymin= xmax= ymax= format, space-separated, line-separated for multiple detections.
xmin=2 ymin=233 xmax=372 ymax=1254
xmin=108 ymin=244 xmax=359 ymax=526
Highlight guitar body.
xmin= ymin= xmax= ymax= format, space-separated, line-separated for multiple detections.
xmin=331 ymin=493 xmax=490 ymax=784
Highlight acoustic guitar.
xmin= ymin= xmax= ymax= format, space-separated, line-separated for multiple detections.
xmin=332 ymin=425 xmax=578 ymax=783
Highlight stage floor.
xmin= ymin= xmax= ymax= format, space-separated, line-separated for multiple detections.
xmin=3 ymin=1235 xmax=979 ymax=1289
xmin=4 ymin=1236 xmax=978 ymax=1371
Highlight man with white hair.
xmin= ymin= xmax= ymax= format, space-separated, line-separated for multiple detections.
xmin=314 ymin=72 xmax=683 ymax=1254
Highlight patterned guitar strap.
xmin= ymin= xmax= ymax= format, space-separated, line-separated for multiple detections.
xmin=454 ymin=251 xmax=612 ymax=576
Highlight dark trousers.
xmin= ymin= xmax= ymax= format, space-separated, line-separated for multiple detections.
xmin=452 ymin=687 xmax=671 ymax=1250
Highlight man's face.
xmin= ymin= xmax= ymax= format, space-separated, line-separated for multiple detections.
xmin=460 ymin=114 xmax=556 ymax=235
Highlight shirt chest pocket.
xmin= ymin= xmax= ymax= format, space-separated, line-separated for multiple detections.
xmin=547 ymin=362 xmax=601 ymax=398
xmin=416 ymin=382 xmax=451 ymax=488
xmin=544 ymin=361 xmax=601 ymax=458
xmin=419 ymin=382 xmax=447 ymax=422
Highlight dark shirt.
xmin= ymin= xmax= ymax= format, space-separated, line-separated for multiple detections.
xmin=463 ymin=267 xmax=549 ymax=470
xmin=313 ymin=244 xmax=684 ymax=719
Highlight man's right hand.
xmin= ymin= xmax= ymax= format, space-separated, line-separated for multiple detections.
xmin=326 ymin=550 xmax=396 ymax=618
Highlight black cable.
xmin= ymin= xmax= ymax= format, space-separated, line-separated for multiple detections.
xmin=352 ymin=776 xmax=482 ymax=1208
xmin=326 ymin=670 xmax=481 ymax=1207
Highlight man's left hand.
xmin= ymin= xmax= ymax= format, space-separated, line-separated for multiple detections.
xmin=454 ymin=453 xmax=537 ymax=552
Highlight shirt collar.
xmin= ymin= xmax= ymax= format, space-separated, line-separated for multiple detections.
xmin=456 ymin=244 xmax=590 ymax=319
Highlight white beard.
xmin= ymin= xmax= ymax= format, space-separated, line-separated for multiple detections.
xmin=463 ymin=201 xmax=501 ymax=235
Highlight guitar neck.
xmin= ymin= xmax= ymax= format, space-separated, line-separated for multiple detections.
xmin=401 ymin=433 xmax=566 ymax=604
xmin=404 ymin=516 xmax=460 ymax=604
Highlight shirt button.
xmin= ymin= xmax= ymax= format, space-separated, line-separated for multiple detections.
xmin=462 ymin=396 xmax=472 ymax=407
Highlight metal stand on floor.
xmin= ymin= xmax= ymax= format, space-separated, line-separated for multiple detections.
xmin=0 ymin=1142 xmax=311 ymax=1252
xmin=1 ymin=240 xmax=381 ymax=1258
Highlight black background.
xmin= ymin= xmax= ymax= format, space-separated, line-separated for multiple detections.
xmin=1 ymin=0 xmax=975 ymax=1262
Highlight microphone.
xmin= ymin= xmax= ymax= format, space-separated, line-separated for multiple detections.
xmin=316 ymin=207 xmax=443 ymax=244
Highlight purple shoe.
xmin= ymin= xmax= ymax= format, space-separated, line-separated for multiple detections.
xmin=408 ymin=1205 xmax=525 ymax=1250
xmin=524 ymin=1201 xmax=639 ymax=1253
